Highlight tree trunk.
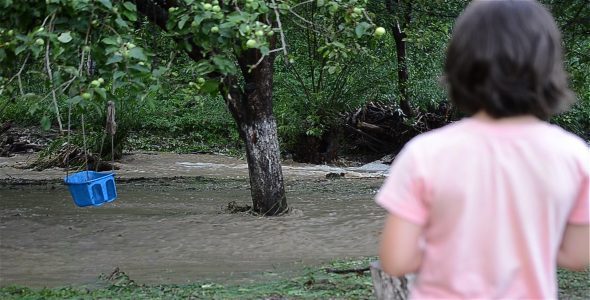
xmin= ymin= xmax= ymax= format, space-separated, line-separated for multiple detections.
xmin=387 ymin=0 xmax=414 ymax=117
xmin=222 ymin=49 xmax=288 ymax=216
xmin=134 ymin=0 xmax=288 ymax=216
xmin=370 ymin=261 xmax=415 ymax=300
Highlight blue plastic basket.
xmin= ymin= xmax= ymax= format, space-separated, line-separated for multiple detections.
xmin=64 ymin=171 xmax=117 ymax=207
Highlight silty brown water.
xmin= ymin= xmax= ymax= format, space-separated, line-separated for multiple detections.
xmin=0 ymin=177 xmax=387 ymax=288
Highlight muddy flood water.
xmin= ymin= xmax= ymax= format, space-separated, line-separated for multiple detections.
xmin=0 ymin=176 xmax=387 ymax=288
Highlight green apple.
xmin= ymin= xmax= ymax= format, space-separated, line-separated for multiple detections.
xmin=126 ymin=42 xmax=136 ymax=49
xmin=91 ymin=80 xmax=100 ymax=87
xmin=212 ymin=5 xmax=220 ymax=12
xmin=374 ymin=27 xmax=386 ymax=37
xmin=81 ymin=92 xmax=91 ymax=100
xmin=255 ymin=30 xmax=264 ymax=37
xmin=197 ymin=77 xmax=205 ymax=84
xmin=97 ymin=78 xmax=105 ymax=84
xmin=246 ymin=39 xmax=257 ymax=48
xmin=353 ymin=7 xmax=362 ymax=14
xmin=212 ymin=0 xmax=219 ymax=4
xmin=35 ymin=38 xmax=44 ymax=46
xmin=83 ymin=45 xmax=91 ymax=52
xmin=7 ymin=30 xmax=14 ymax=36
xmin=203 ymin=3 xmax=212 ymax=10
xmin=267 ymin=31 xmax=274 ymax=36
xmin=211 ymin=26 xmax=219 ymax=33
xmin=192 ymin=21 xmax=198 ymax=27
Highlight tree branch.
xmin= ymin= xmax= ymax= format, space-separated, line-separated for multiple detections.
xmin=44 ymin=13 xmax=64 ymax=133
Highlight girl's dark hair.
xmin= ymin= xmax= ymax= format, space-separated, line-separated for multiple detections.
xmin=444 ymin=0 xmax=574 ymax=120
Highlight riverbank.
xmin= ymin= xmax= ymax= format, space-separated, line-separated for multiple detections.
xmin=0 ymin=151 xmax=388 ymax=184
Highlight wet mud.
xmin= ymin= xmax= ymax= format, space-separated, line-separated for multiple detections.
xmin=0 ymin=176 xmax=387 ymax=288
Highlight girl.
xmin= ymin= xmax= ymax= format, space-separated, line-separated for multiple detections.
xmin=376 ymin=0 xmax=589 ymax=298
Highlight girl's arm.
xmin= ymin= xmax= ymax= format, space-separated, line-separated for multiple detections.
xmin=379 ymin=214 xmax=424 ymax=277
xmin=557 ymin=223 xmax=589 ymax=271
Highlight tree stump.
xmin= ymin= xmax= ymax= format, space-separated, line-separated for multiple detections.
xmin=370 ymin=261 xmax=415 ymax=300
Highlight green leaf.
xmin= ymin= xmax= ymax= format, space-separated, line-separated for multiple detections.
xmin=200 ymin=80 xmax=219 ymax=95
xmin=67 ymin=96 xmax=83 ymax=105
xmin=193 ymin=15 xmax=205 ymax=27
xmin=28 ymin=103 xmax=40 ymax=115
xmin=332 ymin=41 xmax=345 ymax=49
xmin=355 ymin=22 xmax=370 ymax=38
xmin=178 ymin=15 xmax=190 ymax=30
xmin=122 ymin=1 xmax=136 ymax=11
xmin=40 ymin=115 xmax=51 ymax=130
xmin=151 ymin=67 xmax=167 ymax=78
xmin=260 ymin=46 xmax=270 ymax=56
xmin=128 ymin=47 xmax=147 ymax=60
xmin=195 ymin=61 xmax=214 ymax=74
xmin=122 ymin=10 xmax=137 ymax=21
xmin=102 ymin=37 xmax=118 ymax=45
xmin=57 ymin=31 xmax=72 ymax=43
xmin=113 ymin=71 xmax=126 ymax=80
xmin=106 ymin=54 xmax=123 ymax=65
xmin=15 ymin=45 xmax=27 ymax=55
xmin=95 ymin=88 xmax=107 ymax=100
xmin=128 ymin=64 xmax=150 ymax=73
xmin=212 ymin=56 xmax=237 ymax=75
xmin=115 ymin=17 xmax=129 ymax=28
xmin=97 ymin=0 xmax=112 ymax=10
xmin=327 ymin=66 xmax=337 ymax=74
xmin=64 ymin=67 xmax=78 ymax=76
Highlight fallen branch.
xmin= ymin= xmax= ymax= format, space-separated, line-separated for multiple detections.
xmin=325 ymin=266 xmax=370 ymax=274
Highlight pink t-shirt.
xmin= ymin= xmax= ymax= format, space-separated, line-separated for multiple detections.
xmin=376 ymin=117 xmax=589 ymax=299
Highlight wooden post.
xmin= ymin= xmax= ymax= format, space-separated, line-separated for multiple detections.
xmin=370 ymin=261 xmax=415 ymax=300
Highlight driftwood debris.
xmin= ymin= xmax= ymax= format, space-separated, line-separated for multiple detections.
xmin=345 ymin=102 xmax=453 ymax=154
xmin=325 ymin=266 xmax=370 ymax=274
xmin=28 ymin=142 xmax=116 ymax=171
xmin=1 ymin=123 xmax=57 ymax=157
xmin=370 ymin=261 xmax=415 ymax=300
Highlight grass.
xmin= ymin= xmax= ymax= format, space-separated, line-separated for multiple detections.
xmin=0 ymin=258 xmax=375 ymax=300
xmin=1 ymin=258 xmax=588 ymax=299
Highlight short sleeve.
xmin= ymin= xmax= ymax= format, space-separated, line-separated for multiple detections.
xmin=568 ymin=167 xmax=589 ymax=224
xmin=375 ymin=142 xmax=429 ymax=225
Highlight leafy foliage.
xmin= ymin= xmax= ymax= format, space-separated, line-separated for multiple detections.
xmin=0 ymin=0 xmax=587 ymax=159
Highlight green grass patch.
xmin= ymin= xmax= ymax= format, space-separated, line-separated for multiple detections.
xmin=0 ymin=258 xmax=375 ymax=300
xmin=1 ymin=258 xmax=587 ymax=299
xmin=558 ymin=267 xmax=590 ymax=300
